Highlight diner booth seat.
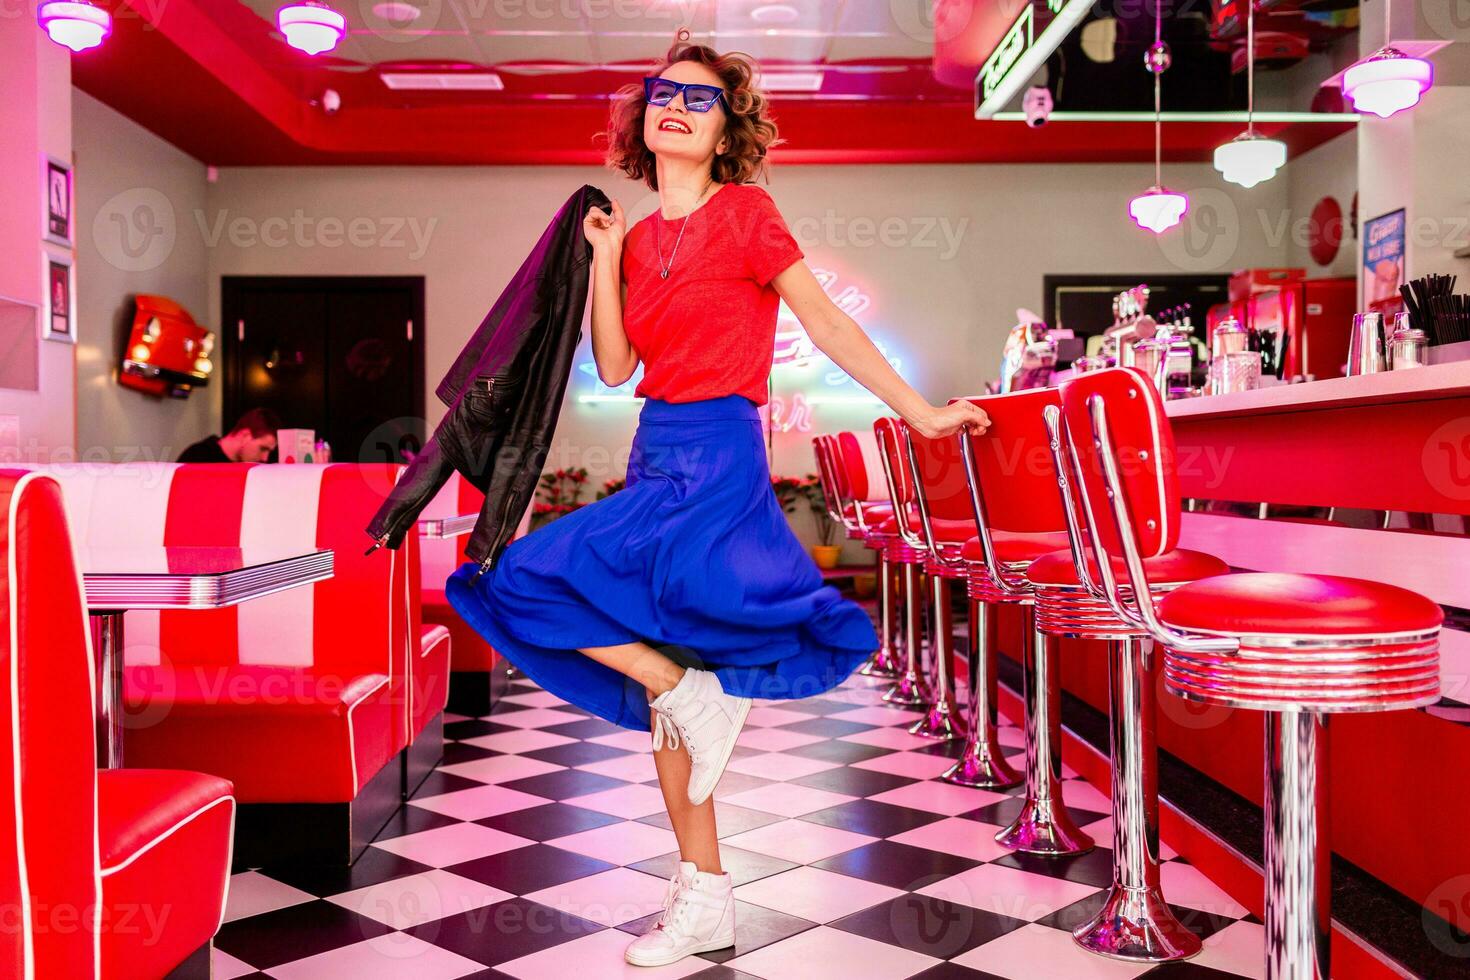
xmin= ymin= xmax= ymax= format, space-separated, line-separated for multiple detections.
xmin=35 ymin=462 xmax=447 ymax=865
xmin=418 ymin=473 xmax=531 ymax=718
xmin=1 ymin=471 xmax=234 ymax=979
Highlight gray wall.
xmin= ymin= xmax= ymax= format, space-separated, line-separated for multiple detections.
xmin=73 ymin=90 xmax=212 ymax=462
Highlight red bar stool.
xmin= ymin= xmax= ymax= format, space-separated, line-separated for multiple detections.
xmin=869 ymin=419 xmax=933 ymax=708
xmin=955 ymin=389 xmax=1092 ymax=855
xmin=1059 ymin=367 xmax=1442 ymax=980
xmin=817 ymin=433 xmax=900 ymax=678
xmin=1030 ymin=403 xmax=1229 ymax=962
xmin=874 ymin=420 xmax=971 ymax=740
xmin=901 ymin=422 xmax=1023 ymax=776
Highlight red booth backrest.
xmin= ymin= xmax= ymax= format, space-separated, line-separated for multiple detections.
xmin=28 ymin=462 xmax=420 ymax=744
xmin=1059 ymin=367 xmax=1181 ymax=559
xmin=954 ymin=388 xmax=1067 ymax=534
xmin=0 ymin=471 xmax=101 ymax=979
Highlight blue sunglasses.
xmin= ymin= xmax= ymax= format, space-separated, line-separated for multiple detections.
xmin=643 ymin=76 xmax=727 ymax=113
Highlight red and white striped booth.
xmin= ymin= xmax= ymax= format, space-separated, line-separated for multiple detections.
xmin=1 ymin=470 xmax=235 ymax=979
xmin=30 ymin=462 xmax=448 ymax=864
xmin=418 ymin=473 xmax=532 ymax=717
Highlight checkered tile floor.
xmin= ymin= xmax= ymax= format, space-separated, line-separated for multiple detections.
xmin=212 ymin=673 xmax=1267 ymax=979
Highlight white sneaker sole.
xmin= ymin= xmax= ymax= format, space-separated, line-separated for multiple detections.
xmin=687 ymin=696 xmax=751 ymax=807
xmin=624 ymin=933 xmax=736 ymax=967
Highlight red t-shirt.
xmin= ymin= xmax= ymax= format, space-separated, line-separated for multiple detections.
xmin=621 ymin=183 xmax=804 ymax=405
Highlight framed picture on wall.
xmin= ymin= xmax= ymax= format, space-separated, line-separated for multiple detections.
xmin=43 ymin=156 xmax=72 ymax=248
xmin=43 ymin=251 xmax=75 ymax=344
xmin=1362 ymin=208 xmax=1406 ymax=312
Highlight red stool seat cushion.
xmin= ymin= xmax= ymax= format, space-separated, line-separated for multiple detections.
xmin=1028 ymin=548 xmax=1229 ymax=587
xmin=961 ymin=531 xmax=1071 ymax=565
xmin=1157 ymin=572 xmax=1444 ymax=636
xmin=874 ymin=515 xmax=976 ymax=542
xmin=124 ymin=665 xmax=398 ymax=802
xmin=844 ymin=501 xmax=894 ymax=520
xmin=99 ymin=769 xmax=234 ymax=980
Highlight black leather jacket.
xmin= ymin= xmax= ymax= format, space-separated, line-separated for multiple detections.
xmin=366 ymin=184 xmax=610 ymax=570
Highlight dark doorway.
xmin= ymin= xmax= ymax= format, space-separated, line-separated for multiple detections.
xmin=1043 ymin=273 xmax=1229 ymax=366
xmin=221 ymin=276 xmax=425 ymax=463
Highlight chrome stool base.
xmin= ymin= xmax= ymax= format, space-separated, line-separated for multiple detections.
xmin=942 ymin=743 xmax=1020 ymax=788
xmin=860 ymin=555 xmax=901 ymax=677
xmin=884 ymin=560 xmax=931 ymax=706
xmin=943 ymin=598 xmax=1020 ymax=788
xmin=994 ymin=799 xmax=1096 ymax=855
xmin=1072 ymin=884 xmax=1201 ymax=962
xmin=909 ymin=694 xmax=964 ymax=739
xmin=909 ymin=572 xmax=964 ymax=740
xmin=883 ymin=669 xmax=932 ymax=707
xmin=996 ymin=614 xmax=1093 ymax=856
xmin=1072 ymin=637 xmax=1198 ymax=962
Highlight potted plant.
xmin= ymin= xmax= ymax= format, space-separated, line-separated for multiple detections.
xmin=801 ymin=472 xmax=844 ymax=569
xmin=532 ymin=467 xmax=589 ymax=529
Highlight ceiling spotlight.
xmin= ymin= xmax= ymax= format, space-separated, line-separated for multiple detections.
xmin=1343 ymin=47 xmax=1433 ymax=118
xmin=370 ymin=0 xmax=420 ymax=23
xmin=277 ymin=1 xmax=347 ymax=56
xmin=37 ymin=0 xmax=111 ymax=52
xmin=750 ymin=3 xmax=800 ymax=25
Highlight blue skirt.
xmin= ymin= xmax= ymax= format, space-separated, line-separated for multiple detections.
xmin=446 ymin=393 xmax=879 ymax=731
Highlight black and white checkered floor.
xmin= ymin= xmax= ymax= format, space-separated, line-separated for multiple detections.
xmin=213 ymin=671 xmax=1267 ymax=979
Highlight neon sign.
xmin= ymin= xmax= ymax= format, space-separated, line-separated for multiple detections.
xmin=576 ymin=268 xmax=900 ymax=411
xmin=979 ymin=5 xmax=1032 ymax=101
xmin=974 ymin=0 xmax=1093 ymax=119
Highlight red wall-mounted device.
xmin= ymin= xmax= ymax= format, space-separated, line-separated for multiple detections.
xmin=119 ymin=295 xmax=216 ymax=398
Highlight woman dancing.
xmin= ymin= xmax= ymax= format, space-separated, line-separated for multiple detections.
xmin=446 ymin=39 xmax=990 ymax=968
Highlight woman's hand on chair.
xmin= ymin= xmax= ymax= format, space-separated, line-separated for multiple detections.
xmin=911 ymin=401 xmax=990 ymax=440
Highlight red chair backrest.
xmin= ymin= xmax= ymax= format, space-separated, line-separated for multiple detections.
xmin=954 ymin=389 xmax=1066 ymax=533
xmin=903 ymin=422 xmax=972 ymax=523
xmin=872 ymin=418 xmax=915 ymax=506
xmin=811 ymin=436 xmax=841 ymax=508
xmin=1059 ymin=367 xmax=1180 ymax=559
xmin=0 ymin=471 xmax=100 ymax=979
xmin=835 ymin=432 xmax=870 ymax=500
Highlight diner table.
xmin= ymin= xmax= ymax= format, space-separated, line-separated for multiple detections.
xmin=81 ymin=546 xmax=335 ymax=768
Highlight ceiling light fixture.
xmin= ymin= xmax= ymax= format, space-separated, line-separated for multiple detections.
xmin=1129 ymin=7 xmax=1186 ymax=234
xmin=1342 ymin=0 xmax=1432 ymax=118
xmin=1213 ymin=0 xmax=1286 ymax=188
xmin=277 ymin=1 xmax=347 ymax=56
xmin=37 ymin=0 xmax=111 ymax=52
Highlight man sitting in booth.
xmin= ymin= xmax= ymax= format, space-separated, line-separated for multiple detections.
xmin=177 ymin=408 xmax=281 ymax=462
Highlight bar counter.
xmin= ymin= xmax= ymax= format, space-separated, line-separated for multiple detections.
xmin=1018 ymin=360 xmax=1470 ymax=976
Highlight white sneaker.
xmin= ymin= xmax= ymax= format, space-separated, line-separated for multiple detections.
xmin=649 ymin=668 xmax=752 ymax=806
xmin=624 ymin=861 xmax=735 ymax=967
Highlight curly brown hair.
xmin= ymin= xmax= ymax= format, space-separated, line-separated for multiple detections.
xmin=601 ymin=41 xmax=783 ymax=190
